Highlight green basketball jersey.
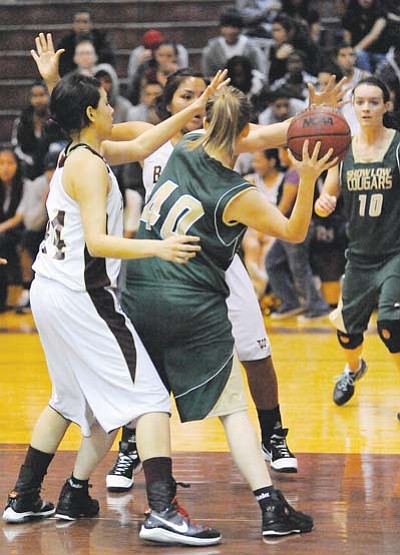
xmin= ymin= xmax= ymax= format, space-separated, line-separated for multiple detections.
xmin=340 ymin=131 xmax=400 ymax=264
xmin=126 ymin=132 xmax=255 ymax=295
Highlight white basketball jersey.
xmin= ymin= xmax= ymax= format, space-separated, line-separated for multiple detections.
xmin=33 ymin=145 xmax=123 ymax=291
xmin=142 ymin=141 xmax=174 ymax=200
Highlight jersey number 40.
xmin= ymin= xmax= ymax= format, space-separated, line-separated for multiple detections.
xmin=141 ymin=180 xmax=204 ymax=237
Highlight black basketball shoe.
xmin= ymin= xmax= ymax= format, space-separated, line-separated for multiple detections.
xmin=139 ymin=498 xmax=222 ymax=546
xmin=55 ymin=480 xmax=99 ymax=520
xmin=2 ymin=488 xmax=55 ymax=523
xmin=262 ymin=490 xmax=313 ymax=536
xmin=262 ymin=428 xmax=298 ymax=473
xmin=333 ymin=359 xmax=368 ymax=406
xmin=106 ymin=440 xmax=142 ymax=492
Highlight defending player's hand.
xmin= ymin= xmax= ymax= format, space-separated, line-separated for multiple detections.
xmin=308 ymin=75 xmax=349 ymax=109
xmin=157 ymin=235 xmax=201 ymax=264
xmin=288 ymin=140 xmax=338 ymax=181
xmin=0 ymin=258 xmax=7 ymax=265
xmin=314 ymin=193 xmax=337 ymax=217
xmin=31 ymin=33 xmax=63 ymax=92
xmin=194 ymin=69 xmax=231 ymax=109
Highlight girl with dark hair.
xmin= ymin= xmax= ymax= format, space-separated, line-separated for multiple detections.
xmin=225 ymin=55 xmax=265 ymax=100
xmin=268 ymin=13 xmax=322 ymax=84
xmin=121 ymin=84 xmax=337 ymax=539
xmin=3 ymin=35 xmax=228 ymax=547
xmin=315 ymin=76 xmax=400 ymax=408
xmin=0 ymin=149 xmax=25 ymax=311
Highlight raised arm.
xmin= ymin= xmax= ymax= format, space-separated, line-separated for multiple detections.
xmin=101 ymin=70 xmax=230 ymax=165
xmin=236 ymin=75 xmax=348 ymax=153
xmin=355 ymin=18 xmax=386 ymax=52
xmin=30 ymin=33 xmax=154 ymax=144
xmin=225 ymin=142 xmax=337 ymax=242
xmin=30 ymin=33 xmax=63 ymax=94
xmin=109 ymin=121 xmax=154 ymax=141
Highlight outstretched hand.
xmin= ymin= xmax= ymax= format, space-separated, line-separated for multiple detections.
xmin=308 ymin=75 xmax=349 ymax=109
xmin=30 ymin=32 xmax=63 ymax=92
xmin=197 ymin=69 xmax=231 ymax=107
xmin=288 ymin=140 xmax=338 ymax=181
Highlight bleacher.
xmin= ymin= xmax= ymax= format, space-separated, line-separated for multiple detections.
xmin=0 ymin=0 xmax=339 ymax=147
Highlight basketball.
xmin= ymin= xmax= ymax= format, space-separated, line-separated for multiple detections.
xmin=287 ymin=106 xmax=351 ymax=163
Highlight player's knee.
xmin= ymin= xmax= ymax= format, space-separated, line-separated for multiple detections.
xmin=337 ymin=330 xmax=363 ymax=350
xmin=377 ymin=320 xmax=400 ymax=353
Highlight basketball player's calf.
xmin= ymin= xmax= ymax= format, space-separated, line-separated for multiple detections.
xmin=333 ymin=320 xmax=400 ymax=407
xmin=243 ymin=356 xmax=298 ymax=473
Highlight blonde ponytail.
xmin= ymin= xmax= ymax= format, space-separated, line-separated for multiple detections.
xmin=188 ymin=86 xmax=251 ymax=159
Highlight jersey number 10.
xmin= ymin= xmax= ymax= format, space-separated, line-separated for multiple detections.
xmin=358 ymin=193 xmax=383 ymax=217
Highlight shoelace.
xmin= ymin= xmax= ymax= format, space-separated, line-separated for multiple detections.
xmin=172 ymin=497 xmax=204 ymax=528
xmin=271 ymin=437 xmax=291 ymax=458
xmin=144 ymin=499 xmax=192 ymax=522
xmin=172 ymin=498 xmax=190 ymax=519
xmin=334 ymin=370 xmax=355 ymax=391
xmin=112 ymin=453 xmax=135 ymax=475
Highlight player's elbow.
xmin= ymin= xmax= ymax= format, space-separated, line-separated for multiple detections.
xmin=285 ymin=228 xmax=307 ymax=243
xmin=85 ymin=237 xmax=104 ymax=258
xmin=86 ymin=244 xmax=102 ymax=258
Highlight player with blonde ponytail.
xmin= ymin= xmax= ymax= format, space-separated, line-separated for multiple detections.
xmin=121 ymin=84 xmax=338 ymax=541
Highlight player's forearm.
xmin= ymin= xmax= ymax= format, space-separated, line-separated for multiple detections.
xmin=46 ymin=76 xmax=61 ymax=95
xmin=110 ymin=121 xmax=153 ymax=141
xmin=236 ymin=120 xmax=290 ymax=153
xmin=86 ymin=234 xmax=162 ymax=260
xmin=129 ymin=102 xmax=200 ymax=160
xmin=282 ymin=179 xmax=316 ymax=242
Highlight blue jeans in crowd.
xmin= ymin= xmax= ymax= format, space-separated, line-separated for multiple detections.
xmin=355 ymin=49 xmax=386 ymax=73
xmin=265 ymin=225 xmax=330 ymax=315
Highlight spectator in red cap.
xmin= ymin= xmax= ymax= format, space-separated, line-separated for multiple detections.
xmin=127 ymin=29 xmax=189 ymax=85
xmin=128 ymin=40 xmax=180 ymax=104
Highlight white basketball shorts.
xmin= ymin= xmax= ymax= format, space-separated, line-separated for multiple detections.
xmin=226 ymin=255 xmax=271 ymax=361
xmin=31 ymin=275 xmax=170 ymax=437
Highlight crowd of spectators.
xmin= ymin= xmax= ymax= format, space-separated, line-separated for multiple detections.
xmin=2 ymin=1 xmax=400 ymax=317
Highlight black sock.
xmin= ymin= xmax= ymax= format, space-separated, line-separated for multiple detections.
xmin=254 ymin=486 xmax=276 ymax=511
xmin=142 ymin=457 xmax=172 ymax=484
xmin=15 ymin=446 xmax=54 ymax=489
xmin=121 ymin=426 xmax=136 ymax=443
xmin=69 ymin=474 xmax=89 ymax=489
xmin=25 ymin=445 xmax=55 ymax=475
xmin=143 ymin=457 xmax=174 ymax=512
xmin=257 ymin=405 xmax=282 ymax=445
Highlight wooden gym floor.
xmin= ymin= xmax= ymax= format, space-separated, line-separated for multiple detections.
xmin=0 ymin=309 xmax=399 ymax=555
